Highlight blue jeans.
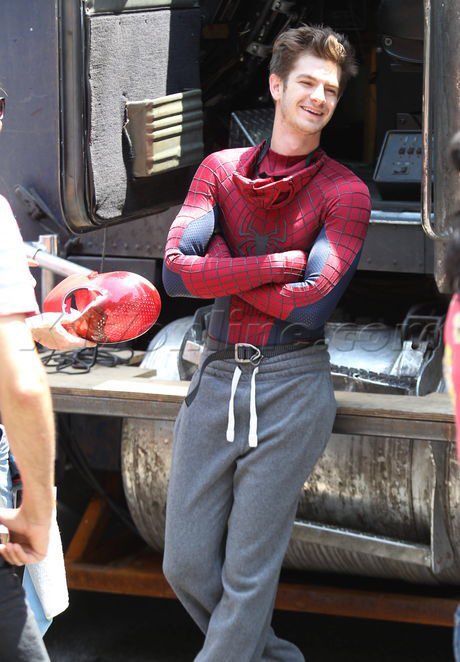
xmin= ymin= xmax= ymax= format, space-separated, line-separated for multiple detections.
xmin=454 ymin=606 xmax=460 ymax=661
xmin=0 ymin=426 xmax=12 ymax=510
xmin=0 ymin=564 xmax=50 ymax=661
xmin=0 ymin=427 xmax=53 ymax=636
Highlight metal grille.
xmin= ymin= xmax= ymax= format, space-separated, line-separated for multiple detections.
xmin=229 ymin=108 xmax=274 ymax=148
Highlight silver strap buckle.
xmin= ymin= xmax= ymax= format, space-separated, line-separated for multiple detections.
xmin=234 ymin=343 xmax=262 ymax=365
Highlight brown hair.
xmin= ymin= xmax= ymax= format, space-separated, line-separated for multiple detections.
xmin=270 ymin=24 xmax=358 ymax=95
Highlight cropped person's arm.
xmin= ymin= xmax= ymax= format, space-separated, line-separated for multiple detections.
xmin=162 ymin=153 xmax=306 ymax=298
xmin=0 ymin=314 xmax=55 ymax=565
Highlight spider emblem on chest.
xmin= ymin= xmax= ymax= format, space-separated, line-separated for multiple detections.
xmin=236 ymin=217 xmax=288 ymax=256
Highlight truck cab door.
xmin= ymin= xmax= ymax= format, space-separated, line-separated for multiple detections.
xmin=0 ymin=0 xmax=203 ymax=237
xmin=63 ymin=0 xmax=203 ymax=230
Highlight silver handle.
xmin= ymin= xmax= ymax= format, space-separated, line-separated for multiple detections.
xmin=292 ymin=519 xmax=431 ymax=567
xmin=25 ymin=242 xmax=92 ymax=278
xmin=38 ymin=235 xmax=58 ymax=308
xmin=421 ymin=0 xmax=449 ymax=240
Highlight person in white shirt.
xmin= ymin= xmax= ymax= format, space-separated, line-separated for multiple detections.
xmin=0 ymin=189 xmax=55 ymax=661
xmin=0 ymin=93 xmax=91 ymax=660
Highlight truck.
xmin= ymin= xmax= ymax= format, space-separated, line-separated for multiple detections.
xmin=1 ymin=0 xmax=460 ymax=627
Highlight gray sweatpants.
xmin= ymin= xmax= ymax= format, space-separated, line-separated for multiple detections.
xmin=164 ymin=344 xmax=336 ymax=662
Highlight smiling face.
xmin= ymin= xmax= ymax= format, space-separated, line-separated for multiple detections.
xmin=270 ymin=52 xmax=340 ymax=147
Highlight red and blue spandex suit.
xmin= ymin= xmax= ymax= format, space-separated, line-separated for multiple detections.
xmin=163 ymin=141 xmax=371 ymax=346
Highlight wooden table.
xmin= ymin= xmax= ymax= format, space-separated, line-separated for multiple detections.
xmin=47 ymin=364 xmax=459 ymax=627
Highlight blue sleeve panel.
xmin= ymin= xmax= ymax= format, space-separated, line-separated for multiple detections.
xmin=293 ymin=224 xmax=332 ymax=291
xmin=286 ymin=248 xmax=362 ymax=328
xmin=161 ymin=262 xmax=192 ymax=297
xmin=162 ymin=206 xmax=220 ymax=297
xmin=178 ymin=207 xmax=220 ymax=255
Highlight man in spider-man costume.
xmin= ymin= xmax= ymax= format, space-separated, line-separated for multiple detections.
xmin=162 ymin=25 xmax=371 ymax=662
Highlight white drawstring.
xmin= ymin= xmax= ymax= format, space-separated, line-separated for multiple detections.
xmin=226 ymin=366 xmax=242 ymax=442
xmin=248 ymin=366 xmax=259 ymax=447
xmin=226 ymin=365 xmax=260 ymax=447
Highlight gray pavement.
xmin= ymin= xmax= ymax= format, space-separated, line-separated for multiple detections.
xmin=44 ymin=590 xmax=454 ymax=661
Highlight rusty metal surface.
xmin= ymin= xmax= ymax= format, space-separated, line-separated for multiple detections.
xmin=284 ymin=435 xmax=436 ymax=584
xmin=121 ymin=418 xmax=173 ymax=552
xmin=284 ymin=436 xmax=458 ymax=585
xmin=120 ymin=418 xmax=460 ymax=586
xmin=296 ymin=436 xmax=431 ymax=544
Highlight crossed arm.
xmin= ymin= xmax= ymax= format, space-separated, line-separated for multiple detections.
xmin=163 ymin=154 xmax=307 ymax=299
xmin=163 ymin=156 xmax=371 ymax=331
xmin=206 ymin=187 xmax=371 ymax=328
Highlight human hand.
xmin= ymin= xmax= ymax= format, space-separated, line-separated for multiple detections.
xmin=278 ymin=250 xmax=307 ymax=283
xmin=208 ymin=237 xmax=307 ymax=275
xmin=27 ymin=311 xmax=96 ymax=350
xmin=0 ymin=506 xmax=52 ymax=565
xmin=208 ymin=237 xmax=307 ymax=286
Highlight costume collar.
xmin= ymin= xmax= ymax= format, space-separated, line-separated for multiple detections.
xmin=233 ymin=141 xmax=325 ymax=209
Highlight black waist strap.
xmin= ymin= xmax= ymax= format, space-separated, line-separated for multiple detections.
xmin=184 ymin=341 xmax=323 ymax=407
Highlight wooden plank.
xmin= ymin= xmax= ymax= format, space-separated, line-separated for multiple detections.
xmin=65 ymin=550 xmax=458 ymax=627
xmin=52 ymin=394 xmax=181 ymax=419
xmin=48 ymin=373 xmax=189 ymax=403
xmin=92 ymin=379 xmax=190 ymax=399
xmin=65 ymin=497 xmax=110 ymax=564
xmin=52 ymin=390 xmax=453 ymax=440
xmin=335 ymin=392 xmax=454 ymax=423
xmin=334 ymin=414 xmax=454 ymax=442
xmin=66 ymin=552 xmax=175 ymax=600
xmin=49 ymin=379 xmax=454 ymax=423
xmin=66 ymin=564 xmax=175 ymax=599
xmin=46 ymin=365 xmax=156 ymax=390
xmin=274 ymin=581 xmax=458 ymax=627
xmin=47 ymin=364 xmax=454 ymax=423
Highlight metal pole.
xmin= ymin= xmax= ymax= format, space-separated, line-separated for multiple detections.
xmin=38 ymin=234 xmax=59 ymax=307
xmin=25 ymin=241 xmax=92 ymax=278
xmin=431 ymin=0 xmax=460 ymax=289
xmin=421 ymin=0 xmax=437 ymax=240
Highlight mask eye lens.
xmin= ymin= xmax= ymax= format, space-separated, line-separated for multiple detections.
xmin=0 ymin=98 xmax=5 ymax=120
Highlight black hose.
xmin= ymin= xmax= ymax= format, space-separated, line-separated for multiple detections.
xmin=58 ymin=416 xmax=140 ymax=537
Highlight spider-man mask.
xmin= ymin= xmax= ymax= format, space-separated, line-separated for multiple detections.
xmin=43 ymin=271 xmax=161 ymax=344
